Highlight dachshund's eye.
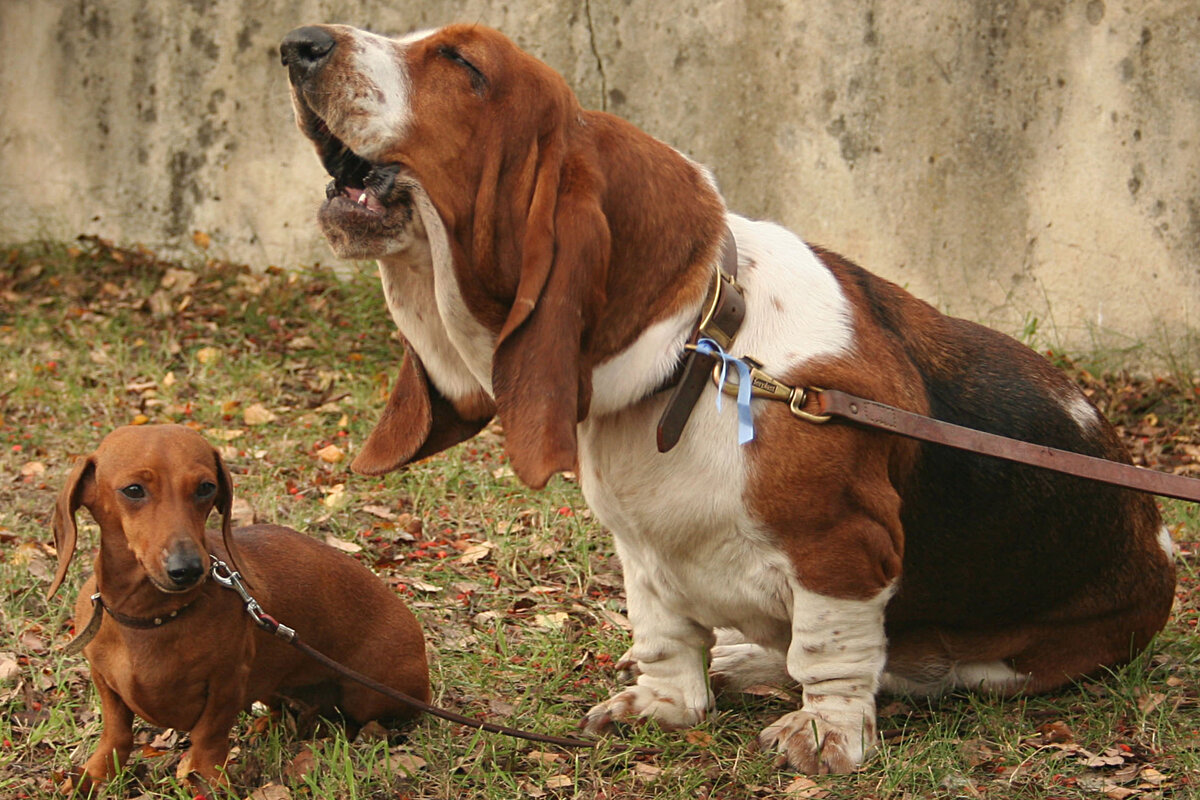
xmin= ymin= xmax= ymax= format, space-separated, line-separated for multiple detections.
xmin=120 ymin=484 xmax=146 ymax=500
xmin=196 ymin=481 xmax=218 ymax=501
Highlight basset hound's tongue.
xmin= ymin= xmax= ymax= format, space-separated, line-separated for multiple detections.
xmin=327 ymin=182 xmax=385 ymax=213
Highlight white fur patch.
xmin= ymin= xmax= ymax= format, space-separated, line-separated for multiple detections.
xmin=880 ymin=660 xmax=1031 ymax=696
xmin=405 ymin=184 xmax=497 ymax=397
xmin=375 ymin=182 xmax=492 ymax=405
xmin=1062 ymin=391 xmax=1101 ymax=433
xmin=323 ymin=27 xmax=428 ymax=161
xmin=1158 ymin=524 xmax=1175 ymax=561
xmin=725 ymin=214 xmax=855 ymax=373
xmin=589 ymin=306 xmax=697 ymax=416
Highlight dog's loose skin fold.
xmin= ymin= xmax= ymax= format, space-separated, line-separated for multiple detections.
xmin=51 ymin=425 xmax=429 ymax=792
xmin=282 ymin=23 xmax=1175 ymax=774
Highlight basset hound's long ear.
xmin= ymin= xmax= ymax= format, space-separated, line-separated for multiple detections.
xmin=352 ymin=344 xmax=495 ymax=476
xmin=491 ymin=135 xmax=610 ymax=490
xmin=48 ymin=454 xmax=96 ymax=599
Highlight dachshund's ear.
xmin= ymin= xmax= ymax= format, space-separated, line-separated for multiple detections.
xmin=210 ymin=442 xmax=254 ymax=588
xmin=491 ymin=147 xmax=609 ymax=490
xmin=48 ymin=455 xmax=96 ymax=599
xmin=352 ymin=346 xmax=495 ymax=476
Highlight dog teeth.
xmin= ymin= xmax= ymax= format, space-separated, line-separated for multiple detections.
xmin=358 ymin=191 xmax=369 ymax=206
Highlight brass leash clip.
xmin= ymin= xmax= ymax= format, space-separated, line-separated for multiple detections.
xmin=712 ymin=357 xmax=831 ymax=424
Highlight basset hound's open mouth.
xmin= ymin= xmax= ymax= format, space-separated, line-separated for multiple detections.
xmin=296 ymin=99 xmax=408 ymax=216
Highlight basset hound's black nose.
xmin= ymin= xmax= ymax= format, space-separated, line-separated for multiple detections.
xmin=280 ymin=26 xmax=336 ymax=80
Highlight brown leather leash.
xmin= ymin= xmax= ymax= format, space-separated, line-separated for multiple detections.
xmin=658 ymin=230 xmax=1198 ymax=502
xmin=710 ymin=350 xmax=1200 ymax=504
xmin=209 ymin=558 xmax=661 ymax=756
xmin=813 ymin=388 xmax=1200 ymax=503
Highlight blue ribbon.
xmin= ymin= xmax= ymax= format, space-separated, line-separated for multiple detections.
xmin=694 ymin=338 xmax=755 ymax=445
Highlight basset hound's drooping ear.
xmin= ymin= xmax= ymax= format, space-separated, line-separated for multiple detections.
xmin=48 ymin=454 xmax=96 ymax=599
xmin=352 ymin=343 xmax=495 ymax=476
xmin=489 ymin=129 xmax=610 ymax=490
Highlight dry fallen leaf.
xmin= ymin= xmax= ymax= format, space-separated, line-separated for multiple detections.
xmin=243 ymin=403 xmax=277 ymax=426
xmin=388 ymin=752 xmax=427 ymax=773
xmin=633 ymin=763 xmax=662 ymax=781
xmin=0 ymin=653 xmax=21 ymax=684
xmin=525 ymin=751 xmax=563 ymax=766
xmin=149 ymin=729 xmax=180 ymax=750
xmin=1137 ymin=691 xmax=1167 ymax=715
xmin=533 ymin=612 xmax=569 ymax=630
xmin=316 ymin=444 xmax=345 ymax=463
xmin=288 ymin=335 xmax=319 ymax=351
xmin=458 ymin=542 xmax=495 ymax=565
xmin=1037 ymin=720 xmax=1075 ymax=744
xmin=322 ymin=484 xmax=350 ymax=510
xmin=784 ymin=776 xmax=828 ymax=798
xmin=161 ymin=266 xmax=199 ymax=291
xmin=195 ymin=346 xmax=221 ymax=365
xmin=1083 ymin=747 xmax=1127 ymax=768
xmin=597 ymin=609 xmax=632 ymax=631
xmin=362 ymin=504 xmax=397 ymax=520
xmin=247 ymin=784 xmax=293 ymax=800
xmin=324 ymin=535 xmax=362 ymax=554
xmin=1138 ymin=766 xmax=1167 ymax=786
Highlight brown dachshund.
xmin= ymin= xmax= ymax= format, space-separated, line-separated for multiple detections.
xmin=48 ymin=424 xmax=430 ymax=791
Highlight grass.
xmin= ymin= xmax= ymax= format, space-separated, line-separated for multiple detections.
xmin=0 ymin=238 xmax=1197 ymax=799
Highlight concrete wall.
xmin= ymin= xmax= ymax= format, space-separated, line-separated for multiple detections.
xmin=2 ymin=1 xmax=1198 ymax=364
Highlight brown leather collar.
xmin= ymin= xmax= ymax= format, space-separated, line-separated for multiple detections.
xmin=62 ymin=590 xmax=201 ymax=654
xmin=656 ymin=228 xmax=744 ymax=452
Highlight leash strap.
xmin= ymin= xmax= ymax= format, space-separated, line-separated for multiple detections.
xmin=813 ymin=389 xmax=1200 ymax=503
xmin=709 ymin=356 xmax=1200 ymax=502
xmin=208 ymin=557 xmax=659 ymax=755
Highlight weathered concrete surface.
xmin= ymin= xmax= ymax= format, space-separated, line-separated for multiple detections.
xmin=2 ymin=1 xmax=1198 ymax=363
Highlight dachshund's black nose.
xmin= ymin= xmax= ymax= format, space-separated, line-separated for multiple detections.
xmin=165 ymin=548 xmax=205 ymax=590
xmin=280 ymin=26 xmax=336 ymax=78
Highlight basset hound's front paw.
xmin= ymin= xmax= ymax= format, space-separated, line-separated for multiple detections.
xmin=581 ymin=684 xmax=707 ymax=734
xmin=758 ymin=706 xmax=876 ymax=774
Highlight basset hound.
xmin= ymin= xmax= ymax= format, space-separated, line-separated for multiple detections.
xmin=281 ymin=23 xmax=1176 ymax=773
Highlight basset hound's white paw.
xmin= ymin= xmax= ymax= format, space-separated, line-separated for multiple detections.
xmin=581 ymin=683 xmax=707 ymax=733
xmin=758 ymin=705 xmax=876 ymax=774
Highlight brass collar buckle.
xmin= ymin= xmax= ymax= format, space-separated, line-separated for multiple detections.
xmin=696 ymin=267 xmax=744 ymax=351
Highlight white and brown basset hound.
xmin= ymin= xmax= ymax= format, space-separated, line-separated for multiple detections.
xmin=280 ymin=23 xmax=1176 ymax=773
